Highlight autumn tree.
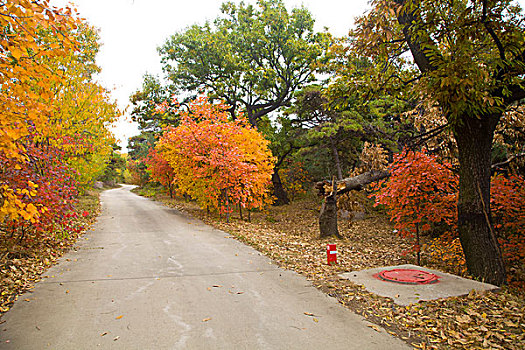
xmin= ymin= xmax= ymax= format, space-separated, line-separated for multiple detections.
xmin=98 ymin=144 xmax=127 ymax=186
xmin=1 ymin=3 xmax=119 ymax=240
xmin=348 ymin=0 xmax=525 ymax=285
xmin=372 ymin=149 xmax=459 ymax=264
xmin=158 ymin=0 xmax=327 ymax=204
xmin=0 ymin=1 xmax=79 ymax=222
xmin=45 ymin=24 xmax=120 ymax=190
xmin=145 ymin=148 xmax=176 ymax=198
xmin=157 ymin=97 xmax=274 ymax=219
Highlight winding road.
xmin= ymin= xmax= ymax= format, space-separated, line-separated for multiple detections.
xmin=0 ymin=185 xmax=408 ymax=349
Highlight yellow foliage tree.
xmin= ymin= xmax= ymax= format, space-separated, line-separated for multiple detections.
xmin=0 ymin=1 xmax=80 ymax=221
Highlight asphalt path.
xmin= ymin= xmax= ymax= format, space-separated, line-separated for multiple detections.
xmin=0 ymin=185 xmax=409 ymax=349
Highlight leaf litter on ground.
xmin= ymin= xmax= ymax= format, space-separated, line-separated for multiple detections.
xmin=0 ymin=190 xmax=101 ymax=317
xmin=154 ymin=192 xmax=525 ymax=350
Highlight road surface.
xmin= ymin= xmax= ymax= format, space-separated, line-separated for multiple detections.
xmin=0 ymin=185 xmax=408 ymax=349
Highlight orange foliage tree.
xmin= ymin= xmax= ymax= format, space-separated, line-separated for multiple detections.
xmin=371 ymin=149 xmax=459 ymax=264
xmin=145 ymin=148 xmax=175 ymax=198
xmin=372 ymin=149 xmax=525 ymax=286
xmin=156 ymin=97 xmax=274 ymax=219
xmin=491 ymin=175 xmax=525 ymax=268
xmin=278 ymin=160 xmax=311 ymax=201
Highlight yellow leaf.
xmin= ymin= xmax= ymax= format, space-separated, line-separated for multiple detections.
xmin=115 ymin=315 xmax=123 ymax=320
xmin=367 ymin=324 xmax=381 ymax=332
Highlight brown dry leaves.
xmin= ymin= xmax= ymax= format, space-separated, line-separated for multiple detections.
xmin=157 ymin=193 xmax=525 ymax=350
xmin=0 ymin=190 xmax=101 ymax=316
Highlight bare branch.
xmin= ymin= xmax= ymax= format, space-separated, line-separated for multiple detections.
xmin=491 ymin=152 xmax=525 ymax=170
xmin=482 ymin=0 xmax=506 ymax=61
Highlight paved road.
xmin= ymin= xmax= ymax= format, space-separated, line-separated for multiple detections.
xmin=0 ymin=185 xmax=408 ymax=349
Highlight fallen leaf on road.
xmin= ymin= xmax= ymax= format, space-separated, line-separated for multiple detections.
xmin=202 ymin=317 xmax=211 ymax=322
xmin=115 ymin=315 xmax=123 ymax=320
xmin=237 ymin=291 xmax=244 ymax=294
xmin=313 ymin=318 xmax=319 ymax=323
xmin=304 ymin=312 xmax=315 ymax=317
xmin=212 ymin=285 xmax=222 ymax=288
xmin=35 ymin=326 xmax=40 ymax=331
xmin=368 ymin=324 xmax=381 ymax=332
xmin=65 ymin=290 xmax=69 ymax=294
xmin=207 ymin=287 xmax=212 ymax=291
xmin=113 ymin=336 xmax=119 ymax=341
xmin=101 ymin=332 xmax=107 ymax=336
xmin=24 ymin=299 xmax=30 ymax=302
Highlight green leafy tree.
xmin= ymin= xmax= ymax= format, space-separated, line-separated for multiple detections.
xmin=98 ymin=144 xmax=127 ymax=185
xmin=353 ymin=0 xmax=525 ymax=285
xmin=129 ymin=74 xmax=179 ymax=133
xmin=127 ymin=132 xmax=156 ymax=185
xmin=159 ymin=0 xmax=325 ymax=126
xmin=158 ymin=0 xmax=327 ymax=204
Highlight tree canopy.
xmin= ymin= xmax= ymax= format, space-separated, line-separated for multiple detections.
xmin=342 ymin=0 xmax=525 ymax=285
xmin=158 ymin=0 xmax=326 ymax=126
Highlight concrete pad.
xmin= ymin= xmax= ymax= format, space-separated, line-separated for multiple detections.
xmin=340 ymin=264 xmax=499 ymax=306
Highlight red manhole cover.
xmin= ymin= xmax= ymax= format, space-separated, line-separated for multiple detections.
xmin=374 ymin=269 xmax=440 ymax=285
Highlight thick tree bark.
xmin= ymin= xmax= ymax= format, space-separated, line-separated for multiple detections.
xmin=271 ymin=171 xmax=290 ymax=205
xmin=319 ymin=180 xmax=341 ymax=238
xmin=455 ymin=115 xmax=506 ymax=285
xmin=317 ymin=171 xmax=389 ymax=238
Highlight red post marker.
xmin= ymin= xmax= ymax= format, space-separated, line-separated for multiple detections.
xmin=327 ymin=244 xmax=337 ymax=265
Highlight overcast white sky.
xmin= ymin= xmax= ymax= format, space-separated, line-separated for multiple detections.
xmin=50 ymin=0 xmax=371 ymax=149
xmin=50 ymin=0 xmax=524 ymax=150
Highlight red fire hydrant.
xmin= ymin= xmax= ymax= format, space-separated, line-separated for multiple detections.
xmin=327 ymin=244 xmax=337 ymax=265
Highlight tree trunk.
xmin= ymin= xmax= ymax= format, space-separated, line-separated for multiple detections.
xmin=330 ymin=136 xmax=343 ymax=180
xmin=319 ymin=179 xmax=341 ymax=238
xmin=455 ymin=114 xmax=506 ymax=286
xmin=271 ymin=171 xmax=290 ymax=205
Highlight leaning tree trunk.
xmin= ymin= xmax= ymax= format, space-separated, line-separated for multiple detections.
xmin=455 ymin=114 xmax=506 ymax=286
xmin=271 ymin=171 xmax=290 ymax=205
